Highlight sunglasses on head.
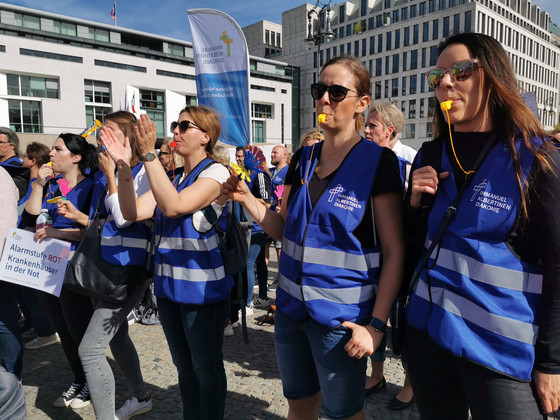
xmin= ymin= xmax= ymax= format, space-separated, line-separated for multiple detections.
xmin=170 ymin=120 xmax=206 ymax=133
xmin=310 ymin=83 xmax=359 ymax=103
xmin=425 ymin=59 xmax=480 ymax=89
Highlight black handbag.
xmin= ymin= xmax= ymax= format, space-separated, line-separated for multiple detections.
xmin=64 ymin=189 xmax=153 ymax=303
xmin=391 ymin=133 xmax=497 ymax=356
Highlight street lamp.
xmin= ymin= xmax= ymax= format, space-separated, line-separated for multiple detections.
xmin=305 ymin=0 xmax=334 ymax=70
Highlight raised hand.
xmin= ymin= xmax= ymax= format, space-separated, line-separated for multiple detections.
xmin=134 ymin=113 xmax=157 ymax=155
xmin=221 ymin=172 xmax=251 ymax=204
xmin=98 ymin=148 xmax=116 ymax=178
xmin=100 ymin=127 xmax=132 ymax=167
xmin=37 ymin=163 xmax=55 ymax=187
xmin=410 ymin=166 xmax=449 ymax=208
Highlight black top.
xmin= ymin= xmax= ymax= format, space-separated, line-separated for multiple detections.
xmin=405 ymin=131 xmax=560 ymax=374
xmin=284 ymin=142 xmax=402 ymax=249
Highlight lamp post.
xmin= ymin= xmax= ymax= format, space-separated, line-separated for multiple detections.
xmin=305 ymin=0 xmax=334 ymax=73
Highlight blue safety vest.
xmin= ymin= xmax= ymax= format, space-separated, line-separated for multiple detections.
xmin=153 ymin=158 xmax=233 ymax=305
xmin=100 ymin=164 xmax=152 ymax=267
xmin=406 ymin=138 xmax=543 ymax=381
xmin=278 ymin=139 xmax=383 ymax=328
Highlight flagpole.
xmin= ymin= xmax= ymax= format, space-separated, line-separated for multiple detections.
xmin=114 ymin=1 xmax=117 ymax=26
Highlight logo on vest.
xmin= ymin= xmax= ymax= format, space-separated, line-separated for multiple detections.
xmin=470 ymin=178 xmax=512 ymax=214
xmin=328 ymin=184 xmax=362 ymax=212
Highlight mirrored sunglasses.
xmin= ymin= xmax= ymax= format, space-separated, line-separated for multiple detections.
xmin=425 ymin=59 xmax=480 ymax=89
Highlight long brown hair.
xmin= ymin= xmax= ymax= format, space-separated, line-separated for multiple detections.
xmin=432 ymin=33 xmax=552 ymax=219
xmin=179 ymin=105 xmax=221 ymax=158
xmin=104 ymin=111 xmax=142 ymax=167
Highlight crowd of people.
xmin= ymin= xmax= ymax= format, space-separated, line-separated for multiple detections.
xmin=0 ymin=31 xmax=559 ymax=420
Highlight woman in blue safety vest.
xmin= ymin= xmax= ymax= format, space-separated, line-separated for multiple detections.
xmin=102 ymin=106 xmax=232 ymax=420
xmin=223 ymin=54 xmax=404 ymax=419
xmin=405 ymin=32 xmax=560 ymax=418
xmin=58 ymin=111 xmax=153 ymax=419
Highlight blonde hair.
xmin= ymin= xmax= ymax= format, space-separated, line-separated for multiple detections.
xmin=179 ymin=105 xmax=221 ymax=157
xmin=368 ymin=102 xmax=405 ymax=138
xmin=213 ymin=142 xmax=230 ymax=167
xmin=297 ymin=131 xmax=325 ymax=150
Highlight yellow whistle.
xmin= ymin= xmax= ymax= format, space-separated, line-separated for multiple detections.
xmin=440 ymin=100 xmax=452 ymax=111
xmin=317 ymin=113 xmax=326 ymax=123
xmin=46 ymin=162 xmax=53 ymax=166
xmin=80 ymin=119 xmax=102 ymax=138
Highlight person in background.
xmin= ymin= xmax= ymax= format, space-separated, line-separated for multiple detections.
xmin=104 ymin=107 xmax=232 ymax=420
xmin=0 ymin=127 xmax=22 ymax=166
xmin=297 ymin=130 xmax=324 ymax=150
xmin=223 ymin=54 xmax=404 ymax=420
xmin=59 ymin=111 xmax=153 ymax=420
xmin=235 ymin=146 xmax=245 ymax=167
xmin=22 ymin=133 xmax=98 ymax=409
xmin=405 ymin=32 xmax=560 ymax=419
xmin=362 ymin=102 xmax=417 ymax=410
xmin=0 ymin=166 xmax=26 ymax=419
xmin=159 ymin=137 xmax=184 ymax=177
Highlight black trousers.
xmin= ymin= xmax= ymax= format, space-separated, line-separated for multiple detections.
xmin=405 ymin=325 xmax=543 ymax=420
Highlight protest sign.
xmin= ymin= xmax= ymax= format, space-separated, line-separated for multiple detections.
xmin=0 ymin=228 xmax=71 ymax=297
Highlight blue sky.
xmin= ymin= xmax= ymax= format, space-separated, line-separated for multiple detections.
xmin=3 ymin=0 xmax=559 ymax=41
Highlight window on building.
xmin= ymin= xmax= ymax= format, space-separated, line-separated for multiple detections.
xmin=439 ymin=0 xmax=447 ymax=10
xmin=393 ymin=10 xmax=400 ymax=23
xmin=8 ymin=99 xmax=42 ymax=133
xmin=362 ymin=38 xmax=367 ymax=56
xmin=395 ymin=30 xmax=401 ymax=49
xmin=409 ymin=99 xmax=417 ymax=118
xmin=355 ymin=40 xmax=360 ymax=56
xmin=385 ymin=80 xmax=389 ymax=98
xmin=84 ymin=80 xmax=111 ymax=104
xmin=186 ymin=95 xmax=197 ymax=106
xmin=402 ymin=76 xmax=407 ymax=96
xmin=430 ymin=45 xmax=438 ymax=65
xmin=361 ymin=0 xmax=368 ymax=16
xmin=443 ymin=16 xmax=450 ymax=37
xmin=339 ymin=5 xmax=346 ymax=23
xmin=368 ymin=17 xmax=374 ymax=30
xmin=265 ymin=30 xmax=270 ymax=45
xmin=433 ymin=19 xmax=439 ymax=40
xmin=277 ymin=33 xmax=281 ymax=47
xmin=168 ymin=43 xmax=185 ymax=57
xmin=402 ymin=7 xmax=408 ymax=20
xmin=386 ymin=32 xmax=392 ymax=51
xmin=376 ymin=15 xmax=383 ymax=27
xmin=411 ymin=50 xmax=418 ymax=69
xmin=385 ymin=56 xmax=390 ymax=75
xmin=271 ymin=31 xmax=276 ymax=47
xmin=252 ymin=120 xmax=265 ymax=143
xmin=429 ymin=0 xmax=436 ymax=13
xmin=7 ymin=74 xmax=59 ymax=98
xmin=423 ymin=22 xmax=430 ymax=42
xmin=140 ymin=90 xmax=165 ymax=137
xmin=340 ymin=44 xmax=345 ymax=55
xmin=413 ymin=24 xmax=419 ymax=44
xmin=14 ymin=13 xmax=40 ymax=30
xmin=376 ymin=58 xmax=382 ymax=76
xmin=419 ymin=2 xmax=427 ymax=16
xmin=402 ymin=123 xmax=415 ymax=139
xmin=346 ymin=24 xmax=351 ymax=37
xmin=449 ymin=0 xmax=456 ymax=6
xmin=89 ymin=28 xmax=110 ymax=42
xmin=404 ymin=27 xmax=410 ymax=46
xmin=252 ymin=103 xmax=273 ymax=119
xmin=85 ymin=106 xmax=111 ymax=128
xmin=422 ymin=48 xmax=427 ymax=67
xmin=420 ymin=98 xmax=425 ymax=118
xmin=347 ymin=42 xmax=351 ymax=55
xmin=410 ymin=75 xmax=417 ymax=94
xmin=453 ymin=14 xmax=460 ymax=35
xmin=410 ymin=5 xmax=417 ymax=18
xmin=375 ymin=81 xmax=382 ymax=99
xmin=53 ymin=21 xmax=77 ymax=36
xmin=465 ymin=11 xmax=472 ymax=32
xmin=392 ymin=78 xmax=399 ymax=97
xmin=403 ymin=51 xmax=408 ymax=71
xmin=378 ymin=34 xmax=383 ymax=53
xmin=393 ymin=54 xmax=399 ymax=73
xmin=370 ymin=36 xmax=375 ymax=54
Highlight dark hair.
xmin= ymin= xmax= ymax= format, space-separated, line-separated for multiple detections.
xmin=179 ymin=105 xmax=221 ymax=157
xmin=432 ymin=33 xmax=552 ymax=219
xmin=58 ymin=133 xmax=99 ymax=176
xmin=235 ymin=146 xmax=244 ymax=152
xmin=104 ymin=111 xmax=142 ymax=167
xmin=0 ymin=127 xmax=21 ymax=157
xmin=25 ymin=142 xmax=50 ymax=167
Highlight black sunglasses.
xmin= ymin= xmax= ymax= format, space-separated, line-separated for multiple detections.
xmin=158 ymin=151 xmax=170 ymax=156
xmin=310 ymin=83 xmax=359 ymax=103
xmin=425 ymin=59 xmax=480 ymax=89
xmin=170 ymin=120 xmax=206 ymax=133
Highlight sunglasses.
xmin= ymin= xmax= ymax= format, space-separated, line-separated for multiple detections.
xmin=158 ymin=151 xmax=170 ymax=156
xmin=170 ymin=120 xmax=206 ymax=133
xmin=425 ymin=59 xmax=480 ymax=89
xmin=310 ymin=83 xmax=359 ymax=103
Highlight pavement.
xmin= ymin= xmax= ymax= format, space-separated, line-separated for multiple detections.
xmin=19 ymin=253 xmax=559 ymax=420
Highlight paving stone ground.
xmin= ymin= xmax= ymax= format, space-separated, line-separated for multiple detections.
xmin=20 ymin=253 xmax=559 ymax=419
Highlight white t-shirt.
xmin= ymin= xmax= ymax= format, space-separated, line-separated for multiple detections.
xmin=189 ymin=163 xmax=230 ymax=233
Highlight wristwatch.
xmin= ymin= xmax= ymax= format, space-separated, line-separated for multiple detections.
xmin=369 ymin=317 xmax=386 ymax=333
xmin=142 ymin=152 xmax=156 ymax=162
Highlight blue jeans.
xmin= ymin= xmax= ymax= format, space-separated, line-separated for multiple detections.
xmin=0 ymin=366 xmax=26 ymax=420
xmin=0 ymin=282 xmax=23 ymax=378
xmin=246 ymin=232 xmax=268 ymax=306
xmin=157 ymin=297 xmax=228 ymax=420
xmin=274 ymin=310 xmax=367 ymax=419
xmin=79 ymin=278 xmax=150 ymax=420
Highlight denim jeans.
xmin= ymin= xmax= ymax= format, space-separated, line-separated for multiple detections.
xmin=246 ymin=232 xmax=268 ymax=306
xmin=79 ymin=278 xmax=150 ymax=420
xmin=157 ymin=297 xmax=228 ymax=420
xmin=0 ymin=366 xmax=26 ymax=420
xmin=0 ymin=282 xmax=23 ymax=378
xmin=405 ymin=325 xmax=543 ymax=420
